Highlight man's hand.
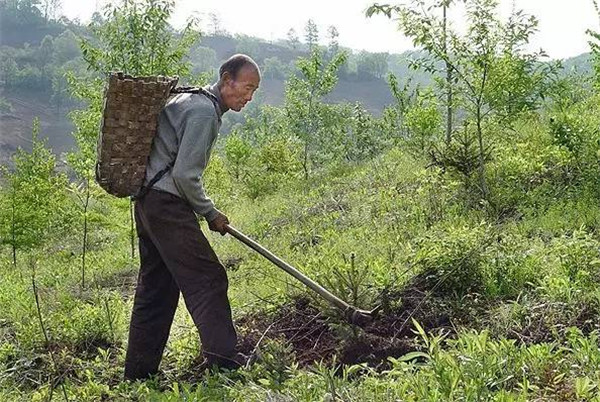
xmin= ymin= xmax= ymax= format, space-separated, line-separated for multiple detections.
xmin=208 ymin=212 xmax=230 ymax=236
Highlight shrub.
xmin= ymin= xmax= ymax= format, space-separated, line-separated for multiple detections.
xmin=224 ymin=131 xmax=253 ymax=181
xmin=549 ymin=112 xmax=589 ymax=156
xmin=411 ymin=222 xmax=490 ymax=297
xmin=403 ymin=91 xmax=442 ymax=157
xmin=482 ymin=231 xmax=541 ymax=299
xmin=552 ymin=231 xmax=600 ymax=289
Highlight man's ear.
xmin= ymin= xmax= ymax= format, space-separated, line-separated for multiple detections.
xmin=221 ymin=71 xmax=234 ymax=86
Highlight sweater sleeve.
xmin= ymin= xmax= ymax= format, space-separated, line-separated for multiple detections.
xmin=171 ymin=111 xmax=220 ymax=222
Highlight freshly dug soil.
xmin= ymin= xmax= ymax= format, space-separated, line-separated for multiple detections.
xmin=237 ymin=272 xmax=455 ymax=369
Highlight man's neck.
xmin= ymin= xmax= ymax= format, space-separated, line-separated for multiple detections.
xmin=208 ymin=83 xmax=229 ymax=115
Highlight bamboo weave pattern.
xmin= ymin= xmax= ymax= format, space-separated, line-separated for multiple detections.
xmin=96 ymin=72 xmax=178 ymax=197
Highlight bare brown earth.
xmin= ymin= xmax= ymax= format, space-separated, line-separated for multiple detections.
xmin=236 ymin=273 xmax=457 ymax=370
xmin=0 ymin=89 xmax=76 ymax=166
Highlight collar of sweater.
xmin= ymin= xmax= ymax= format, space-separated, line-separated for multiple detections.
xmin=207 ymin=83 xmax=229 ymax=117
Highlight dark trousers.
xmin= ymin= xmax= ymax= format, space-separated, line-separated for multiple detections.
xmin=124 ymin=189 xmax=237 ymax=380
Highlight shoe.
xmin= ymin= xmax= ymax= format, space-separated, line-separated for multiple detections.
xmin=202 ymin=352 xmax=248 ymax=371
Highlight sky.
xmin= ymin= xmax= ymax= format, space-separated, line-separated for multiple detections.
xmin=60 ymin=0 xmax=599 ymax=60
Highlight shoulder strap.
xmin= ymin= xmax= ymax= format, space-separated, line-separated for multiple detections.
xmin=171 ymin=86 xmax=220 ymax=112
xmin=133 ymin=87 xmax=220 ymax=200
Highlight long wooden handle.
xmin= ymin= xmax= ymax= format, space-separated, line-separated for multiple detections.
xmin=225 ymin=224 xmax=352 ymax=312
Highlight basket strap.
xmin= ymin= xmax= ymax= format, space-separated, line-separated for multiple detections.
xmin=132 ymin=161 xmax=174 ymax=201
xmin=133 ymin=87 xmax=220 ymax=201
xmin=171 ymin=86 xmax=220 ymax=111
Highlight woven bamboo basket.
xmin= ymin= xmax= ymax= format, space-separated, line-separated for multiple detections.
xmin=96 ymin=72 xmax=179 ymax=197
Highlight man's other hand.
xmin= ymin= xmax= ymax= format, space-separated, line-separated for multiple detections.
xmin=208 ymin=212 xmax=230 ymax=236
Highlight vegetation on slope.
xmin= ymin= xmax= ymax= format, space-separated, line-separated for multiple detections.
xmin=3 ymin=0 xmax=600 ymax=400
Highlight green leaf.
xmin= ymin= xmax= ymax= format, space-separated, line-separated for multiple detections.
xmin=396 ymin=351 xmax=431 ymax=362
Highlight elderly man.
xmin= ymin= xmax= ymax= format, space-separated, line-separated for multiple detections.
xmin=125 ymin=54 xmax=261 ymax=380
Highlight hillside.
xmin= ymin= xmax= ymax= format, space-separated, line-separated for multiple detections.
xmin=0 ymin=35 xmax=591 ymax=165
xmin=0 ymin=28 xmax=404 ymax=163
xmin=0 ymin=4 xmax=593 ymax=164
xmin=5 ymin=1 xmax=600 ymax=400
xmin=0 ymin=76 xmax=396 ymax=165
xmin=0 ymin=16 xmax=405 ymax=163
xmin=0 ymin=90 xmax=77 ymax=166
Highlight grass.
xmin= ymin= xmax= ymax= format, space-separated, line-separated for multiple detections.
xmin=4 ymin=115 xmax=600 ymax=400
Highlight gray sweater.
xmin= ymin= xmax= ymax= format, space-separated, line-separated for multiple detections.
xmin=144 ymin=84 xmax=226 ymax=222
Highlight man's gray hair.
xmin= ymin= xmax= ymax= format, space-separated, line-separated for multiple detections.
xmin=219 ymin=54 xmax=260 ymax=80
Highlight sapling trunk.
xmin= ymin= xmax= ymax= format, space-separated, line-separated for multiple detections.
xmin=81 ymin=178 xmax=90 ymax=289
xmin=446 ymin=76 xmax=453 ymax=144
xmin=476 ymin=104 xmax=488 ymax=199
xmin=11 ymin=188 xmax=16 ymax=267
xmin=31 ymin=258 xmax=70 ymax=402
xmin=103 ymin=296 xmax=115 ymax=342
xmin=349 ymin=253 xmax=359 ymax=339
xmin=443 ymin=3 xmax=452 ymax=144
xmin=303 ymin=87 xmax=316 ymax=182
xmin=443 ymin=3 xmax=453 ymax=144
xmin=303 ymin=141 xmax=309 ymax=181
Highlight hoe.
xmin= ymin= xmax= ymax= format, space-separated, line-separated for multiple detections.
xmin=225 ymin=225 xmax=380 ymax=326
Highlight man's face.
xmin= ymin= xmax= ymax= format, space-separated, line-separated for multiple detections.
xmin=221 ymin=66 xmax=260 ymax=112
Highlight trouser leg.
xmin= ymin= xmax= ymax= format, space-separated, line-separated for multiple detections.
xmin=175 ymin=229 xmax=238 ymax=365
xmin=134 ymin=190 xmax=238 ymax=365
xmin=124 ymin=201 xmax=180 ymax=381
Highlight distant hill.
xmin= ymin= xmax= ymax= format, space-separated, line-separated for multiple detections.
xmin=0 ymin=7 xmax=594 ymax=164
xmin=561 ymin=52 xmax=592 ymax=75
xmin=0 ymin=76 xmax=398 ymax=167
xmin=0 ymin=15 xmax=414 ymax=164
